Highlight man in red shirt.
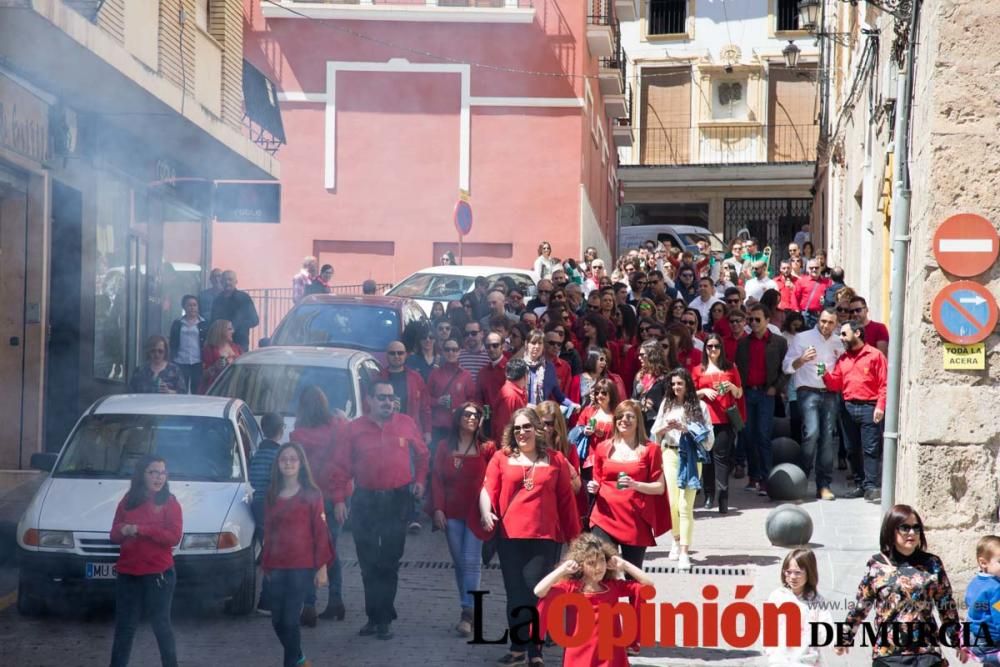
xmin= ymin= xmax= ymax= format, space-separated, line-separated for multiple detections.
xmin=849 ymin=296 xmax=889 ymax=356
xmin=794 ymin=260 xmax=831 ymax=329
xmin=332 ymin=381 xmax=429 ymax=640
xmin=821 ymin=321 xmax=887 ymax=503
xmin=491 ymin=358 xmax=528 ymax=441
xmin=775 ymin=260 xmax=798 ymax=312
xmin=477 ymin=332 xmax=508 ymax=435
xmin=734 ymin=304 xmax=788 ymax=496
xmin=543 ymin=328 xmax=572 ymax=396
xmin=379 ymin=341 xmax=432 ymax=443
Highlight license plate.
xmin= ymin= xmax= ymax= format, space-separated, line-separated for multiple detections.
xmin=85 ymin=562 xmax=117 ymax=579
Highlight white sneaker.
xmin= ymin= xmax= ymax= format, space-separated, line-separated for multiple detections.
xmin=667 ymin=542 xmax=679 ymax=561
xmin=677 ymin=553 xmax=692 ymax=570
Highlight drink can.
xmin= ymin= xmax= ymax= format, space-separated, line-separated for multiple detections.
xmin=443 ymin=394 xmax=452 ymax=408
xmin=816 ymin=362 xmax=826 ymax=376
xmin=483 ymin=404 xmax=491 ymax=421
xmin=617 ymin=472 xmax=628 ymax=489
xmin=588 ymin=417 xmax=597 ymax=430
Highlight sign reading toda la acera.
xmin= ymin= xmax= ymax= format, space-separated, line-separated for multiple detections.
xmin=933 ymin=213 xmax=999 ymax=277
xmin=931 ymin=281 xmax=999 ymax=345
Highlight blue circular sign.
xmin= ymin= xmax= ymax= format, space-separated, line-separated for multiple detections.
xmin=454 ymin=200 xmax=473 ymax=236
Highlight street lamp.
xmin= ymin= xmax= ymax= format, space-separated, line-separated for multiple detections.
xmin=782 ymin=41 xmax=802 ymax=68
xmin=797 ymin=0 xmax=820 ymax=32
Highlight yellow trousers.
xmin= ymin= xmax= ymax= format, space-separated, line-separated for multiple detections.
xmin=663 ymin=446 xmax=700 ymax=547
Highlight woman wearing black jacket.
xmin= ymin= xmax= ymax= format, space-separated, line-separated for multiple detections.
xmin=168 ymin=294 xmax=209 ymax=393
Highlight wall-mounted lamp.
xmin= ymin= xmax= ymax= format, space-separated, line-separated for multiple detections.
xmin=782 ymin=41 xmax=802 ymax=68
xmin=797 ymin=0 xmax=854 ymax=46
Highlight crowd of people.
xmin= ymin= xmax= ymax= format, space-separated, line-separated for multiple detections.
xmin=113 ymin=237 xmax=994 ymax=667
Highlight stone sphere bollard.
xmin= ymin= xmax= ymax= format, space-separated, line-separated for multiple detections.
xmin=766 ymin=503 xmax=814 ymax=547
xmin=771 ymin=437 xmax=801 ymax=466
xmin=772 ymin=416 xmax=793 ymax=439
xmin=767 ymin=463 xmax=808 ymax=501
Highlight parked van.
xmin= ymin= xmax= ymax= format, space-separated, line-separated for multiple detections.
xmin=16 ymin=395 xmax=261 ymax=616
xmin=618 ymin=224 xmax=725 ymax=254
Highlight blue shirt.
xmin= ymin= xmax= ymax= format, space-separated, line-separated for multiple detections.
xmin=249 ymin=440 xmax=281 ymax=506
xmin=966 ymin=572 xmax=1000 ymax=650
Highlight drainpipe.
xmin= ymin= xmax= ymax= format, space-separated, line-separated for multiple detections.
xmin=881 ymin=0 xmax=921 ymax=513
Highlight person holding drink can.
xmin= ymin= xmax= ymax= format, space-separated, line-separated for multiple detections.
xmin=428 ymin=342 xmax=476 ymax=449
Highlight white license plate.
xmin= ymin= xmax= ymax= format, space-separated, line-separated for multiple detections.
xmin=85 ymin=562 xmax=117 ymax=579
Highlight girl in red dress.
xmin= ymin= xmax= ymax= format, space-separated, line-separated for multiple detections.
xmin=480 ymin=408 xmax=581 ymax=666
xmin=691 ymin=333 xmax=745 ymax=515
xmin=428 ymin=401 xmax=496 ymax=637
xmin=587 ymin=400 xmax=671 ymax=571
xmin=535 ymin=534 xmax=655 ymax=667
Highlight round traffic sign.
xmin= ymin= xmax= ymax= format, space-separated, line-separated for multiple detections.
xmin=933 ymin=213 xmax=999 ymax=277
xmin=931 ymin=281 xmax=998 ymax=344
xmin=454 ymin=200 xmax=473 ymax=236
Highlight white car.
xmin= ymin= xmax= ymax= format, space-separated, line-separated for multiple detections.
xmin=385 ymin=265 xmax=538 ymax=315
xmin=16 ymin=395 xmax=261 ymax=616
xmin=206 ymin=346 xmax=382 ymax=439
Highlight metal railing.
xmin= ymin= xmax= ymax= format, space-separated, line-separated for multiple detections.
xmin=292 ymin=0 xmax=534 ymax=7
xmin=587 ymin=0 xmax=614 ymax=25
xmin=635 ymin=124 xmax=819 ymax=166
xmin=598 ymin=34 xmax=626 ymax=88
xmin=244 ymin=282 xmax=393 ymax=349
xmin=648 ymin=0 xmax=687 ymax=35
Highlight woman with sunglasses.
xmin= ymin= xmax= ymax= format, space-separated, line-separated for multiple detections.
xmin=520 ymin=329 xmax=576 ymax=412
xmin=692 ymin=333 xmax=744 ymax=514
xmin=429 ymin=402 xmax=496 ymax=638
xmin=587 ymin=400 xmax=669 ymax=574
xmin=633 ymin=338 xmax=677 ymax=434
xmin=480 ymin=408 xmax=581 ymax=666
xmin=440 ymin=251 xmax=457 ymax=266
xmin=533 ymin=241 xmax=559 ymax=280
xmin=835 ymin=505 xmax=965 ymax=665
xmin=428 ymin=341 xmax=476 ymax=447
xmin=128 ymin=335 xmax=184 ymax=394
xmin=651 ymin=369 xmax=714 ymax=571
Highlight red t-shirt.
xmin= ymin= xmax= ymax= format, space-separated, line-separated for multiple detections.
xmin=482 ymin=451 xmax=581 ymax=542
xmin=262 ymin=489 xmax=335 ymax=573
xmin=589 ymin=440 xmax=670 ymax=546
xmin=864 ymin=320 xmax=889 ymax=349
xmin=111 ymin=495 xmax=183 ymax=576
xmin=746 ymin=332 xmax=770 ymax=387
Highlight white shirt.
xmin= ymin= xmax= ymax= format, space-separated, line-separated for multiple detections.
xmin=764 ymin=587 xmax=831 ymax=666
xmin=650 ymin=401 xmax=715 ymax=450
xmin=690 ymin=295 xmax=723 ymax=328
xmin=174 ymin=317 xmax=203 ymax=365
xmin=744 ymin=277 xmax=778 ymax=304
xmin=782 ymin=328 xmax=844 ymax=391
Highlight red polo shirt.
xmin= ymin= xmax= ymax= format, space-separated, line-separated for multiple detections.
xmin=477 ymin=356 xmax=508 ymax=409
xmin=746 ymin=331 xmax=770 ymax=387
xmin=331 ymin=414 xmax=429 ymax=503
xmin=822 ymin=343 xmax=888 ymax=411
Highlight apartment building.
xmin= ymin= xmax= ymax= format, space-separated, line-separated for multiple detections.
xmin=0 ymin=0 xmax=279 ymax=462
xmin=617 ymin=0 xmax=820 ymax=254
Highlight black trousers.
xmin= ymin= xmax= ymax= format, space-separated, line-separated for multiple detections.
xmin=703 ymin=424 xmax=735 ymax=495
xmin=591 ymin=525 xmax=646 ymax=572
xmin=497 ymin=537 xmax=561 ymax=658
xmin=352 ymin=487 xmax=411 ymax=624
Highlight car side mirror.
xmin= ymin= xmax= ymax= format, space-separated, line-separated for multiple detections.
xmin=30 ymin=452 xmax=57 ymax=472
xmin=258 ymin=337 xmax=270 ymax=348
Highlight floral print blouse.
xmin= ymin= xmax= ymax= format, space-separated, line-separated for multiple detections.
xmin=843 ymin=551 xmax=960 ymax=661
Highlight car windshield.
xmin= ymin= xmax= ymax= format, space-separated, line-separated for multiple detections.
xmin=209 ymin=364 xmax=355 ymax=418
xmin=271 ymin=304 xmax=400 ymax=351
xmin=53 ymin=414 xmax=241 ymax=482
xmin=386 ymin=273 xmax=473 ymax=302
xmin=680 ymin=232 xmax=726 ymax=253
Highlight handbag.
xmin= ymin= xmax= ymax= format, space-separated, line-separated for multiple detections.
xmin=481 ymin=485 xmax=523 ymax=566
xmin=725 ymin=405 xmax=745 ymax=432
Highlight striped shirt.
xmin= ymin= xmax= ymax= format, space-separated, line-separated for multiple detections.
xmin=458 ymin=347 xmax=491 ymax=383
xmin=249 ymin=440 xmax=280 ymax=507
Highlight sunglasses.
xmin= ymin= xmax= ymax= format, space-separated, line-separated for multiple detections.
xmin=387 ymin=351 xmax=406 ymax=356
xmin=729 ymin=318 xmax=745 ymax=325
xmin=705 ymin=343 xmax=721 ymax=349
xmin=749 ymin=317 xmax=764 ymax=323
xmin=682 ymin=320 xmax=697 ymax=326
xmin=486 ymin=342 xmax=503 ymax=349
xmin=545 ymin=340 xmax=562 ymax=347
xmin=849 ymin=307 xmax=865 ymax=314
xmin=726 ymin=298 xmax=741 ymax=304
xmin=512 ymin=424 xmax=535 ymax=433
xmin=615 ymin=413 xmax=637 ymax=422
xmin=897 ymin=523 xmax=922 ymax=534
xmin=374 ymin=394 xmax=394 ymax=402
xmin=465 ymin=330 xmax=480 ymax=337
xmin=443 ymin=346 xmax=461 ymax=352
xmin=837 ymin=308 xmax=849 ymax=313
xmin=461 ymin=410 xmax=481 ymax=419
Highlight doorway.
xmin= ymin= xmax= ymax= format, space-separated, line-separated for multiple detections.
xmin=44 ymin=182 xmax=83 ymax=452
xmin=0 ymin=165 xmax=28 ymax=467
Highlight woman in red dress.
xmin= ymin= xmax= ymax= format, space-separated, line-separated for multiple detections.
xmin=691 ymin=333 xmax=744 ymax=515
xmin=198 ymin=319 xmax=242 ymax=393
xmin=535 ymin=534 xmax=655 ymax=667
xmin=480 ymin=408 xmax=581 ymax=667
xmin=587 ymin=399 xmax=670 ymax=570
xmin=429 ymin=401 xmax=496 ymax=638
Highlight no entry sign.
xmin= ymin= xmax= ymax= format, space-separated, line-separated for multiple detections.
xmin=931 ymin=281 xmax=999 ymax=344
xmin=933 ymin=213 xmax=999 ymax=277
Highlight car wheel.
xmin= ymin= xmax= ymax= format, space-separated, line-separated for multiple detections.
xmin=16 ymin=576 xmax=46 ymax=617
xmin=223 ymin=553 xmax=256 ymax=616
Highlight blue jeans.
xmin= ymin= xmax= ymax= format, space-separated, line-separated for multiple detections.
xmin=970 ymin=647 xmax=1000 ymax=665
xmin=745 ymin=389 xmax=775 ymax=482
xmin=110 ymin=569 xmax=177 ymax=667
xmin=445 ymin=518 xmax=482 ymax=611
xmin=840 ymin=401 xmax=883 ymax=491
xmin=798 ymin=389 xmax=838 ymax=490
xmin=305 ymin=499 xmax=342 ymax=607
xmin=269 ymin=568 xmax=314 ymax=667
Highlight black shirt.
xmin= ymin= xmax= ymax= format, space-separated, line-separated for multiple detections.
xmin=386 ymin=370 xmax=409 ymax=414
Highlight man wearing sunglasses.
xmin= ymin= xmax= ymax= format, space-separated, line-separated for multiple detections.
xmin=848 ymin=296 xmax=889 ymax=356
xmin=332 ymin=381 xmax=429 ymax=640
xmin=819 ymin=321 xmax=887 ymax=503
xmin=734 ymin=304 xmax=788 ymax=497
xmin=525 ymin=279 xmax=553 ymax=312
xmin=458 ymin=323 xmax=491 ymax=383
xmin=477 ymin=333 xmax=509 ymax=431
xmin=795 ymin=260 xmax=832 ymax=329
xmin=378 ymin=341 xmax=432 ymax=446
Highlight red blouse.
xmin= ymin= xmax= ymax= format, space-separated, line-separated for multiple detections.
xmin=482 ymin=450 xmax=581 ymax=542
xmin=262 ymin=489 xmax=335 ymax=573
xmin=575 ymin=405 xmax=615 ymax=469
xmin=589 ymin=440 xmax=671 ymax=547
xmin=429 ymin=439 xmax=497 ymax=539
xmin=110 ymin=495 xmax=183 ymax=576
xmin=691 ymin=366 xmax=746 ymax=424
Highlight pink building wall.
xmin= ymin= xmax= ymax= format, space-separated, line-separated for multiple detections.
xmin=215 ymin=1 xmax=618 ymax=289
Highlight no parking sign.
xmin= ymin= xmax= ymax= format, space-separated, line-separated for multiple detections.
xmin=931 ymin=281 xmax=998 ymax=345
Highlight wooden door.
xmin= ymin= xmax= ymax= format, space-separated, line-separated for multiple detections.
xmin=640 ymin=67 xmax=691 ymax=165
xmin=0 ymin=171 xmax=27 ymax=467
xmin=767 ymin=65 xmax=819 ymax=162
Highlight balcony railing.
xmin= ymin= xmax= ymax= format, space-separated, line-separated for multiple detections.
xmin=244 ymin=282 xmax=394 ymax=350
xmin=635 ymin=124 xmax=819 ymax=166
xmin=289 ymin=1 xmax=534 ymax=7
xmin=588 ymin=0 xmax=614 ymax=25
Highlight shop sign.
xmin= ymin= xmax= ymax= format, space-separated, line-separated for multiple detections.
xmin=0 ymin=74 xmax=49 ymax=163
xmin=942 ymin=343 xmax=985 ymax=370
